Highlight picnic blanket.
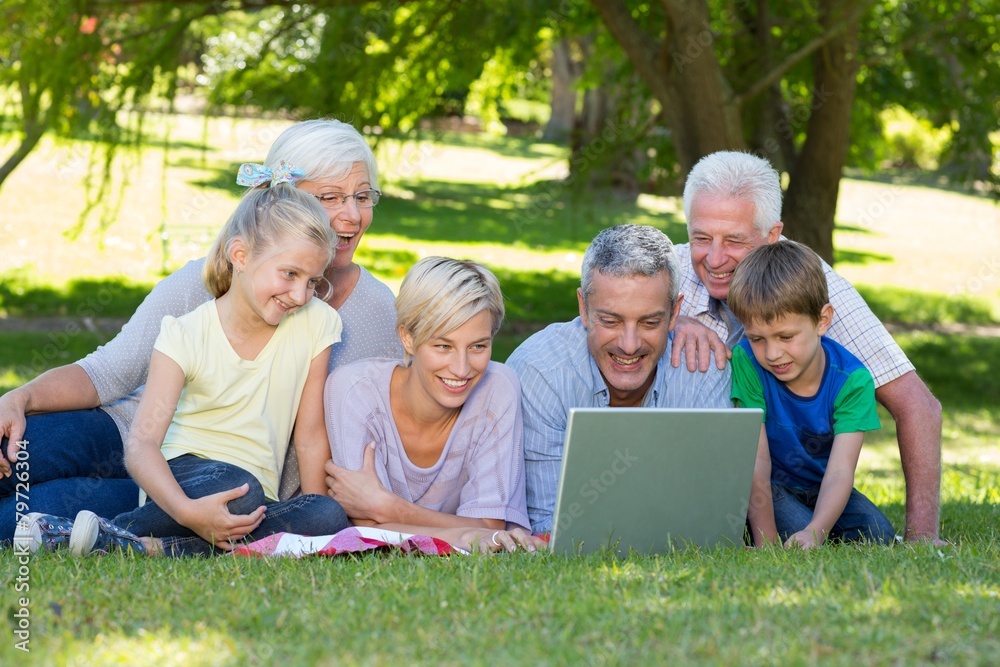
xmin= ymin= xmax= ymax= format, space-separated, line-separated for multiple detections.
xmin=232 ymin=526 xmax=461 ymax=558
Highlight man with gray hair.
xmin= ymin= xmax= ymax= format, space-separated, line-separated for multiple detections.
xmin=507 ymin=224 xmax=731 ymax=534
xmin=670 ymin=150 xmax=943 ymax=543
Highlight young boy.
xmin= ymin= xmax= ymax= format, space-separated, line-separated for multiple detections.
xmin=727 ymin=240 xmax=895 ymax=548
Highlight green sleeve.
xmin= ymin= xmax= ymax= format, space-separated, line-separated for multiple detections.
xmin=833 ymin=368 xmax=881 ymax=434
xmin=730 ymin=345 xmax=766 ymax=422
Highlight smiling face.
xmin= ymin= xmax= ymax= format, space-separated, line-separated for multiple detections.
xmin=232 ymin=236 xmax=330 ymax=328
xmin=400 ymin=309 xmax=494 ymax=414
xmin=295 ymin=162 xmax=373 ymax=271
xmin=743 ymin=305 xmax=833 ymax=396
xmin=578 ymin=270 xmax=681 ymax=407
xmin=688 ymin=193 xmax=783 ymax=301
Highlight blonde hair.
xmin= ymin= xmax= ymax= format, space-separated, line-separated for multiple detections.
xmin=727 ymin=240 xmax=829 ymax=325
xmin=203 ymin=185 xmax=334 ymax=297
xmin=395 ymin=257 xmax=505 ymax=365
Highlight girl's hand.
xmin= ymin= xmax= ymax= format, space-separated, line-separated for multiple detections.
xmin=181 ymin=483 xmax=266 ymax=551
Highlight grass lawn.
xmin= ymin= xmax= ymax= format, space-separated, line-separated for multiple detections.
xmin=1 ymin=117 xmax=998 ymax=665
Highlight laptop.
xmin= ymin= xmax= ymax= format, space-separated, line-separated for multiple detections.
xmin=548 ymin=407 xmax=763 ymax=556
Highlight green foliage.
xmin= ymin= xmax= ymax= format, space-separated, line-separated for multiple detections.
xmin=855 ymin=0 xmax=999 ymax=190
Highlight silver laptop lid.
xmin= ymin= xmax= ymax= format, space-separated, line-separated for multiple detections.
xmin=549 ymin=407 xmax=762 ymax=556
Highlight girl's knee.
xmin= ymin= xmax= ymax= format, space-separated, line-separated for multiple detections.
xmin=299 ymin=494 xmax=351 ymax=534
xmin=225 ymin=476 xmax=266 ymax=515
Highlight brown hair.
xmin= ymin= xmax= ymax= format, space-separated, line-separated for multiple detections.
xmin=727 ymin=240 xmax=828 ymax=325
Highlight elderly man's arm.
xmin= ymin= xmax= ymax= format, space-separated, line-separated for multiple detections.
xmin=875 ymin=371 xmax=943 ymax=543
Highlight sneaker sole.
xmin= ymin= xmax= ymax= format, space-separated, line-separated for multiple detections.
xmin=69 ymin=510 xmax=100 ymax=556
xmin=13 ymin=512 xmax=46 ymax=554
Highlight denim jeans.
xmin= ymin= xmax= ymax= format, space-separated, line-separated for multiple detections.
xmin=771 ymin=482 xmax=896 ymax=544
xmin=0 ymin=409 xmax=139 ymax=543
xmin=112 ymin=455 xmax=350 ymax=557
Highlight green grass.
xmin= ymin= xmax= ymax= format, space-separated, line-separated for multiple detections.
xmin=3 ymin=530 xmax=998 ymax=666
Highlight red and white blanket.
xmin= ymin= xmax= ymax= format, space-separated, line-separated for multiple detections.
xmin=233 ymin=526 xmax=460 ymax=558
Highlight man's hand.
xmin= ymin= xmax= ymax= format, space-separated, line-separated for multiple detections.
xmin=670 ymin=316 xmax=729 ymax=372
xmin=325 ymin=443 xmax=394 ymax=522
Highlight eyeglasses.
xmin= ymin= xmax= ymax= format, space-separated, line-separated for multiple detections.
xmin=313 ymin=189 xmax=381 ymax=209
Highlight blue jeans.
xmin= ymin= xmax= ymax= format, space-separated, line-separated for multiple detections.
xmin=0 ymin=409 xmax=139 ymax=543
xmin=112 ymin=455 xmax=350 ymax=557
xmin=771 ymin=482 xmax=896 ymax=544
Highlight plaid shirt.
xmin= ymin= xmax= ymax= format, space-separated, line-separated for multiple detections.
xmin=674 ymin=242 xmax=914 ymax=388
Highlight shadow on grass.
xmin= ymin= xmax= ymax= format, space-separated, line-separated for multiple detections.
xmin=401 ymin=129 xmax=567 ymax=160
xmin=842 ymin=167 xmax=997 ymax=200
xmin=833 ymin=247 xmax=894 ymax=266
xmin=897 ymin=333 xmax=1000 ymax=409
xmin=0 ymin=274 xmax=152 ymax=319
xmin=177 ymin=158 xmax=246 ymax=197
xmin=378 ymin=179 xmax=689 ymax=250
xmin=857 ymin=285 xmax=998 ymax=326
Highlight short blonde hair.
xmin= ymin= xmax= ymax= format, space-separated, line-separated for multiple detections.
xmin=727 ymin=240 xmax=828 ymax=325
xmin=395 ymin=257 xmax=505 ymax=364
xmin=203 ymin=184 xmax=334 ymax=297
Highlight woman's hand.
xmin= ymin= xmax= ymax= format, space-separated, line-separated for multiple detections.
xmin=0 ymin=390 xmax=29 ymax=476
xmin=179 ymin=483 xmax=266 ymax=551
xmin=454 ymin=526 xmax=549 ymax=554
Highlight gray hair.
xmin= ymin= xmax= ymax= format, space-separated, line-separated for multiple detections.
xmin=265 ymin=119 xmax=379 ymax=189
xmin=682 ymin=151 xmax=782 ymax=237
xmin=581 ymin=225 xmax=680 ymax=305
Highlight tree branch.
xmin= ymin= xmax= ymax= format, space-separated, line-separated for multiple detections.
xmin=733 ymin=0 xmax=876 ymax=108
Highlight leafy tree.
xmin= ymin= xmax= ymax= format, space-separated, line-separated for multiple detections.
xmin=3 ymin=0 xmax=995 ymax=261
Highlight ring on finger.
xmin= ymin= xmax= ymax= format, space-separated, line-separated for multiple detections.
xmin=491 ymin=530 xmax=501 ymax=546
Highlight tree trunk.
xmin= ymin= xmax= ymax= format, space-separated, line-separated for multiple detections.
xmin=543 ymin=38 xmax=579 ymax=143
xmin=782 ymin=0 xmax=864 ymax=264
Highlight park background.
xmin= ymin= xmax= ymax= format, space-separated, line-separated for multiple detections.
xmin=1 ymin=2 xmax=998 ymax=665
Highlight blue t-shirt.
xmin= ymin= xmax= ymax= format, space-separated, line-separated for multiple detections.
xmin=730 ymin=336 xmax=880 ymax=490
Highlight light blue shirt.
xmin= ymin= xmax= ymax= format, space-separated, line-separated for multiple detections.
xmin=506 ymin=317 xmax=733 ymax=533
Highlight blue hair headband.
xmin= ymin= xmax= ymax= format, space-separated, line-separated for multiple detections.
xmin=236 ymin=160 xmax=305 ymax=187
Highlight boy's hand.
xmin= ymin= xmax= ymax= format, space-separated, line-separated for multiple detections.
xmin=785 ymin=526 xmax=826 ymax=549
